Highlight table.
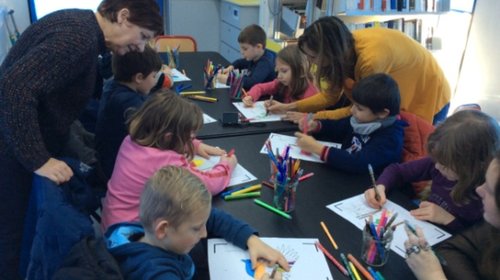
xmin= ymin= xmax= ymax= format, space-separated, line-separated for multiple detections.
xmin=177 ymin=52 xmax=298 ymax=139
xmin=202 ymin=132 xmax=418 ymax=280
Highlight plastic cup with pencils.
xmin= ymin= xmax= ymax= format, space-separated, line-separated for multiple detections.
xmin=361 ymin=224 xmax=393 ymax=267
xmin=273 ymin=177 xmax=299 ymax=213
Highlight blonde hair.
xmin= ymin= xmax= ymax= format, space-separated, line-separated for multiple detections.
xmin=427 ymin=110 xmax=500 ymax=203
xmin=127 ymin=89 xmax=203 ymax=159
xmin=139 ymin=166 xmax=211 ymax=234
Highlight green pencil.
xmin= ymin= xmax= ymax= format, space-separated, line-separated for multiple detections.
xmin=224 ymin=192 xmax=261 ymax=201
xmin=253 ymin=199 xmax=292 ymax=219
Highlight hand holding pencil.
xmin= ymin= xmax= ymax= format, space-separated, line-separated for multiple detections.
xmin=363 ymin=183 xmax=387 ymax=209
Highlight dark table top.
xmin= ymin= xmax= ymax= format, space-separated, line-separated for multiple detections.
xmin=177 ymin=52 xmax=298 ymax=139
xmin=202 ymin=132 xmax=417 ymax=280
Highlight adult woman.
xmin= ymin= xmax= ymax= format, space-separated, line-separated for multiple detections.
xmin=404 ymin=150 xmax=500 ymax=279
xmin=267 ymin=16 xmax=450 ymax=125
xmin=0 ymin=0 xmax=162 ymax=278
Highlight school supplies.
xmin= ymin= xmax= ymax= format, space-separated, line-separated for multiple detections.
xmin=228 ymin=70 xmax=245 ymax=99
xmin=203 ymin=59 xmax=220 ymax=89
xmin=314 ymin=242 xmax=349 ymax=277
xmin=254 ymin=199 xmax=292 ymax=220
xmin=187 ymin=95 xmax=218 ymax=103
xmin=180 ymin=90 xmax=206 ymax=96
xmin=298 ymin=172 xmax=314 ymax=182
xmin=347 ymin=254 xmax=375 ymax=280
xmin=368 ymin=164 xmax=381 ymax=206
xmin=266 ymin=95 xmax=274 ymax=116
xmin=224 ymin=192 xmax=261 ymax=201
xmin=320 ymin=221 xmax=339 ymax=250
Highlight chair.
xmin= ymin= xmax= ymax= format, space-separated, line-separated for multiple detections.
xmin=154 ymin=35 xmax=197 ymax=52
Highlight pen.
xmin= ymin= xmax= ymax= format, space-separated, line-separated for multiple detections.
xmin=404 ymin=220 xmax=418 ymax=235
xmin=384 ymin=212 xmax=398 ymax=230
xmin=253 ymin=199 xmax=292 ymax=219
xmin=187 ymin=95 xmax=218 ymax=103
xmin=266 ymin=95 xmax=274 ymax=116
xmin=320 ymin=221 xmax=339 ymax=250
xmin=368 ymin=164 xmax=381 ymax=206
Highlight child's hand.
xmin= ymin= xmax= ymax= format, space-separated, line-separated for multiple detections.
xmin=243 ymin=96 xmax=254 ymax=107
xmin=410 ymin=201 xmax=455 ymax=225
xmin=260 ymin=270 xmax=282 ymax=280
xmin=217 ymin=73 xmax=228 ymax=84
xmin=294 ymin=132 xmax=324 ymax=155
xmin=283 ymin=112 xmax=307 ymax=124
xmin=220 ymin=153 xmax=238 ymax=169
xmin=298 ymin=118 xmax=318 ymax=133
xmin=222 ymin=65 xmax=234 ymax=74
xmin=247 ymin=235 xmax=290 ymax=272
xmin=404 ymin=226 xmax=446 ymax=280
xmin=363 ymin=184 xmax=387 ymax=209
xmin=266 ymin=100 xmax=288 ymax=114
xmin=196 ymin=143 xmax=226 ymax=159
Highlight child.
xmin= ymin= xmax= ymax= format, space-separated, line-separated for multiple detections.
xmin=364 ymin=110 xmax=500 ymax=232
xmin=217 ymin=24 xmax=276 ymax=91
xmin=95 ymin=45 xmax=170 ymax=179
xmin=101 ymin=90 xmax=233 ymax=231
xmin=295 ymin=73 xmax=404 ymax=174
xmin=107 ymin=166 xmax=289 ymax=280
xmin=242 ymin=45 xmax=317 ymax=107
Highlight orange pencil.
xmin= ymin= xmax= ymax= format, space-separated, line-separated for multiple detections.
xmin=347 ymin=254 xmax=375 ymax=280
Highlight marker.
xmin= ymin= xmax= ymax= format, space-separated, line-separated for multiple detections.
xmin=227 ymin=148 xmax=235 ymax=157
xmin=187 ymin=95 xmax=218 ymax=102
xmin=320 ymin=221 xmax=339 ymax=250
xmin=180 ymin=90 xmax=206 ymax=96
xmin=298 ymin=172 xmax=314 ymax=182
xmin=266 ymin=95 xmax=274 ymax=116
xmin=231 ymin=184 xmax=261 ymax=196
xmin=404 ymin=220 xmax=418 ymax=235
xmin=348 ymin=261 xmax=362 ymax=280
xmin=315 ymin=242 xmax=349 ymax=277
xmin=261 ymin=181 xmax=274 ymax=190
xmin=368 ymin=164 xmax=381 ymax=207
xmin=224 ymin=192 xmax=261 ymax=201
xmin=347 ymin=254 xmax=375 ymax=280
xmin=253 ymin=199 xmax=291 ymax=219
xmin=340 ymin=253 xmax=355 ymax=280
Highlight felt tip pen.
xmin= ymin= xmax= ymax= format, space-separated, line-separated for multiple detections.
xmin=266 ymin=95 xmax=274 ymax=116
xmin=230 ymin=184 xmax=261 ymax=196
xmin=347 ymin=254 xmax=375 ymax=280
xmin=261 ymin=181 xmax=274 ymax=190
xmin=224 ymin=192 xmax=261 ymax=201
xmin=253 ymin=199 xmax=291 ymax=219
xmin=320 ymin=221 xmax=339 ymax=250
xmin=298 ymin=172 xmax=314 ymax=182
xmin=404 ymin=220 xmax=418 ymax=235
xmin=180 ymin=90 xmax=206 ymax=96
xmin=348 ymin=261 xmax=362 ymax=280
xmin=315 ymin=242 xmax=349 ymax=277
xmin=368 ymin=164 xmax=381 ymax=205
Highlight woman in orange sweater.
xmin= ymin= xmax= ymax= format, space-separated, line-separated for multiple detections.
xmin=267 ymin=16 xmax=450 ymax=125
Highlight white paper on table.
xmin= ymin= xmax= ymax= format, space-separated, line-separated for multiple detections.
xmin=192 ymin=156 xmax=257 ymax=187
xmin=232 ymin=101 xmax=284 ymax=123
xmin=260 ymin=133 xmax=341 ymax=163
xmin=171 ymin=68 xmax=191 ymax=82
xmin=326 ymin=194 xmax=452 ymax=258
xmin=203 ymin=113 xmax=217 ymax=124
xmin=208 ymin=238 xmax=333 ymax=280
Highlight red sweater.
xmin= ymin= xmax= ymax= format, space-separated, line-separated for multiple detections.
xmin=247 ymin=79 xmax=317 ymax=103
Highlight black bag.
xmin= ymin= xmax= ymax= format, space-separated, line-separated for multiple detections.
xmin=52 ymin=237 xmax=123 ymax=280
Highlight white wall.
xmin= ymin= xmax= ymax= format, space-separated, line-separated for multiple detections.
xmin=453 ymin=0 xmax=500 ymax=120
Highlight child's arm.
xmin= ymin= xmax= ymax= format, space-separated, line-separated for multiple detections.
xmin=241 ymin=59 xmax=275 ymax=90
xmin=364 ymin=184 xmax=387 ymax=209
xmin=294 ymin=132 xmax=324 ymax=155
xmin=245 ymin=80 xmax=280 ymax=107
xmin=410 ymin=201 xmax=455 ymax=226
xmin=247 ymin=235 xmax=290 ymax=272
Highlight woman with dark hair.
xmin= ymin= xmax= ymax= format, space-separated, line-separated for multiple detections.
xmin=0 ymin=0 xmax=162 ymax=278
xmin=404 ymin=149 xmax=500 ymax=280
xmin=267 ymin=16 xmax=450 ymax=125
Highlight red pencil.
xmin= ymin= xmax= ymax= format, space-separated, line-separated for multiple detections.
xmin=315 ymin=242 xmax=349 ymax=277
xmin=227 ymin=148 xmax=235 ymax=157
xmin=298 ymin=172 xmax=314 ymax=182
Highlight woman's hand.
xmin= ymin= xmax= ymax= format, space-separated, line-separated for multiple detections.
xmin=404 ymin=226 xmax=446 ymax=280
xmin=410 ymin=201 xmax=455 ymax=225
xmin=243 ymin=96 xmax=254 ymax=107
xmin=283 ymin=112 xmax=308 ymax=124
xmin=34 ymin=158 xmax=74 ymax=184
xmin=196 ymin=143 xmax=226 ymax=159
xmin=294 ymin=132 xmax=324 ymax=155
xmin=266 ymin=100 xmax=289 ymax=114
xmin=363 ymin=184 xmax=387 ymax=209
xmin=247 ymin=235 xmax=290 ymax=272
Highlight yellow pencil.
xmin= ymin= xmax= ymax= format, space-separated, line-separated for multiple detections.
xmin=349 ymin=261 xmax=362 ymax=280
xmin=320 ymin=221 xmax=339 ymax=250
xmin=231 ymin=184 xmax=262 ymax=196
xmin=187 ymin=95 xmax=218 ymax=103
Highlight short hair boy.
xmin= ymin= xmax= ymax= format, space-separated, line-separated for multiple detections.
xmin=218 ymin=24 xmax=276 ymax=90
xmin=106 ymin=166 xmax=288 ymax=279
xmin=95 ymin=44 xmax=164 ymax=179
xmin=295 ymin=73 xmax=405 ymax=174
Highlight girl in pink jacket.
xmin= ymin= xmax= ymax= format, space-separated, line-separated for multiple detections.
xmin=101 ymin=90 xmax=237 ymax=231
xmin=242 ymin=45 xmax=318 ymax=106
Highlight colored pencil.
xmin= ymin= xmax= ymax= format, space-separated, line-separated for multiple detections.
xmin=320 ymin=221 xmax=339 ymax=250
xmin=315 ymin=242 xmax=349 ymax=277
xmin=253 ymin=199 xmax=292 ymax=219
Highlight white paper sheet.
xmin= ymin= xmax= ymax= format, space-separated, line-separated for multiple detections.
xmin=208 ymin=238 xmax=333 ymax=280
xmin=192 ymin=156 xmax=257 ymax=187
xmin=171 ymin=68 xmax=191 ymax=82
xmin=326 ymin=194 xmax=452 ymax=258
xmin=203 ymin=113 xmax=217 ymax=124
xmin=215 ymin=80 xmax=230 ymax=88
xmin=260 ymin=133 xmax=342 ymax=163
xmin=232 ymin=101 xmax=284 ymax=123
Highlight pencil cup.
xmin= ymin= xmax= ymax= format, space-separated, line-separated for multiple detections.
xmin=361 ymin=228 xmax=393 ymax=267
xmin=269 ymin=160 xmax=278 ymax=183
xmin=204 ymin=74 xmax=215 ymax=90
xmin=273 ymin=179 xmax=298 ymax=213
